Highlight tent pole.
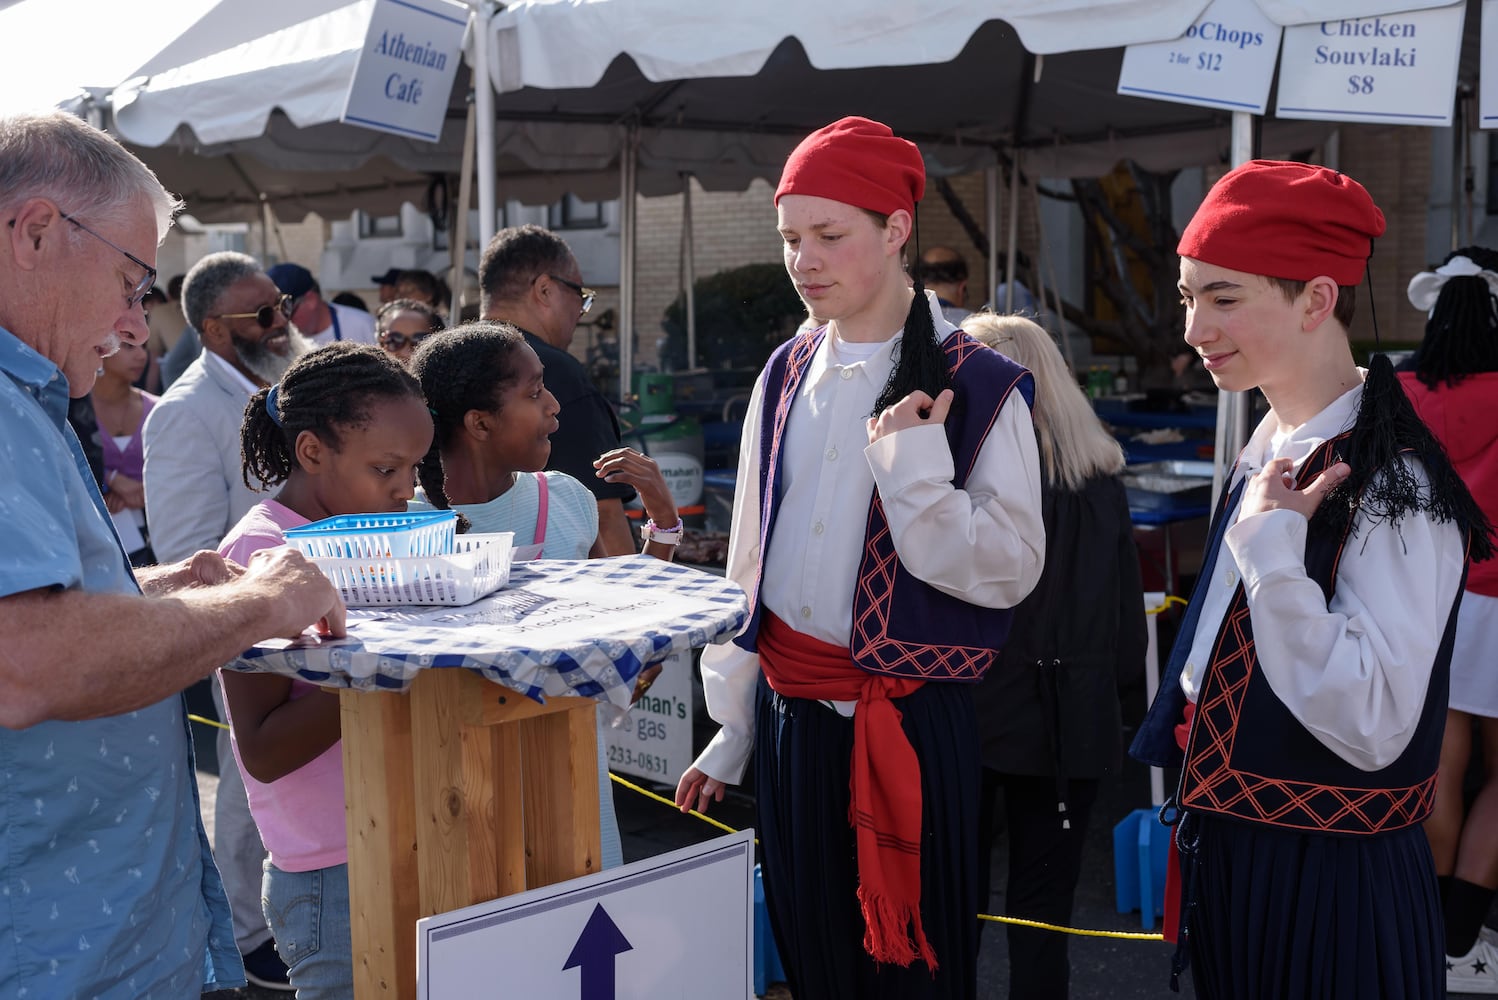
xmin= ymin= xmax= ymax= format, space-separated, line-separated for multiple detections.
xmin=618 ymin=123 xmax=640 ymax=402
xmin=451 ymin=100 xmax=477 ymax=313
xmin=472 ymin=1 xmax=497 ymax=248
xmin=985 ymin=165 xmax=1000 ymax=310
xmin=1003 ymin=152 xmax=1021 ymax=312
xmin=682 ymin=173 xmax=697 ymax=370
xmin=1211 ymin=111 xmax=1255 ymax=508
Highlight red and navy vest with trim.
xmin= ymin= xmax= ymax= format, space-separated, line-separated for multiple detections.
xmin=1131 ymin=432 xmax=1461 ymax=836
xmin=733 ymin=326 xmax=1035 ymax=681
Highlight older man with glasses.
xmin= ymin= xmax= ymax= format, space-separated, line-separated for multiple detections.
xmin=0 ymin=112 xmax=344 ymax=998
xmin=478 ymin=224 xmax=640 ymax=555
xmin=143 ymin=249 xmax=317 ymax=992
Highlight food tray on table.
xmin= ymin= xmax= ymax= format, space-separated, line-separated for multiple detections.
xmin=307 ymin=531 xmax=514 ymax=607
xmin=1122 ymin=460 xmax=1214 ymax=512
xmin=284 ymin=509 xmax=457 ymax=559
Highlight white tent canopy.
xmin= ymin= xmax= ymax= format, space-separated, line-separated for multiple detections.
xmin=81 ymin=0 xmax=1473 ymax=219
xmin=3 ymin=0 xmax=1477 ymax=221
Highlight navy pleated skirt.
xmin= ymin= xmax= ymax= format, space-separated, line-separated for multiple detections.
xmin=753 ymin=675 xmax=980 ymax=1000
xmin=1184 ymin=812 xmax=1444 ymax=999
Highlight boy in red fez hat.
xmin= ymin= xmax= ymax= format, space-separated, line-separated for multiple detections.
xmin=1132 ymin=160 xmax=1491 ymax=1000
xmin=676 ymin=116 xmax=1046 ymax=1000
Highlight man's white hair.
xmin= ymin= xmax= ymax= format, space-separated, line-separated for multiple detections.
xmin=0 ymin=111 xmax=181 ymax=243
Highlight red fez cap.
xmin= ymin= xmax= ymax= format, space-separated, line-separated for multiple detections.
xmin=1178 ymin=159 xmax=1386 ymax=286
xmin=775 ymin=116 xmax=925 ymax=217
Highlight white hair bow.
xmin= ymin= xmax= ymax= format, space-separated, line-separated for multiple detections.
xmin=1407 ymin=255 xmax=1498 ymax=313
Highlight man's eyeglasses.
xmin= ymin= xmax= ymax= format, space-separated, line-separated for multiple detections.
xmin=378 ymin=329 xmax=438 ymax=351
xmin=548 ymin=274 xmax=596 ymax=316
xmin=7 ymin=214 xmax=157 ymax=308
xmin=214 ymin=294 xmax=295 ymax=329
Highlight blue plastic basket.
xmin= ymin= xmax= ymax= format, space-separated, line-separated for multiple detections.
xmin=283 ymin=510 xmax=457 ymax=560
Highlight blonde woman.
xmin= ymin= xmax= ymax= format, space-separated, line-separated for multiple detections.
xmin=965 ymin=313 xmax=1147 ymax=1000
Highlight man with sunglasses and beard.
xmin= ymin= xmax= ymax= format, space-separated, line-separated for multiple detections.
xmin=143 ymin=250 xmax=315 ymax=991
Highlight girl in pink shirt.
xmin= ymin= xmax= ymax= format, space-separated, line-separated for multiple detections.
xmin=219 ymin=343 xmax=432 ymax=999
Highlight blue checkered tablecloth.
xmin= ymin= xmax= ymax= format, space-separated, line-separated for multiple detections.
xmin=233 ymin=556 xmax=747 ymax=709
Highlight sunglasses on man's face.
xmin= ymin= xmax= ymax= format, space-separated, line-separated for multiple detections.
xmin=214 ymin=294 xmax=295 ymax=329
xmin=378 ymin=329 xmax=437 ymax=351
xmin=546 ymin=274 xmax=596 ymax=316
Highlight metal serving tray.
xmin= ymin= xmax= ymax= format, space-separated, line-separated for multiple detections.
xmin=1121 ymin=460 xmax=1214 ymax=511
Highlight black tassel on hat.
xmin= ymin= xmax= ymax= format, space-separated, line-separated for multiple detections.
xmin=871 ymin=209 xmax=953 ymax=418
xmin=1309 ymin=257 xmax=1495 ymax=562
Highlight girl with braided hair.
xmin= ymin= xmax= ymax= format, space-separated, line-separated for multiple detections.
xmin=218 ymin=341 xmax=432 ymax=999
xmin=1399 ymin=245 xmax=1498 ymax=994
xmin=408 ymin=320 xmax=681 ymax=873
xmin=674 ymin=117 xmax=1046 ymax=1000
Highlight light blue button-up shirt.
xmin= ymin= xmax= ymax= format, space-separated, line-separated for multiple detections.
xmin=0 ymin=326 xmax=242 ymax=997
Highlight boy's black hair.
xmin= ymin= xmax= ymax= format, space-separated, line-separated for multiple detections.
xmin=1401 ymin=246 xmax=1498 ymax=390
xmin=240 ymin=342 xmax=423 ymax=492
xmin=408 ymin=321 xmax=527 ymax=510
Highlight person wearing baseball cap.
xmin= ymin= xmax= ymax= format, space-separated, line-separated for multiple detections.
xmin=675 ymin=116 xmax=1046 ymax=999
xmin=371 ymin=267 xmax=403 ymax=305
xmin=1131 ymin=160 xmax=1491 ymax=999
xmin=267 ymin=262 xmax=377 ymax=348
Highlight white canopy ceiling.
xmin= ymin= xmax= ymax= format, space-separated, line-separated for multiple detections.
xmin=0 ymin=0 xmax=1477 ymax=220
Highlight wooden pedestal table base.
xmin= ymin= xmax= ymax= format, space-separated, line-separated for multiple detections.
xmin=339 ymin=668 xmax=602 ymax=998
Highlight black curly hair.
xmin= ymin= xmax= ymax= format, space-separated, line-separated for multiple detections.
xmin=240 ymin=342 xmax=423 ymax=492
xmin=408 ymin=321 xmax=528 ymax=510
xmin=1401 ymin=246 xmax=1498 ymax=390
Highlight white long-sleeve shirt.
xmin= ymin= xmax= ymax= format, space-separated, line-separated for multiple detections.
xmin=1179 ymin=380 xmax=1466 ymax=771
xmin=693 ymin=295 xmax=1046 ymax=784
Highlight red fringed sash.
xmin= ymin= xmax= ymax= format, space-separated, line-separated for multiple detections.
xmin=758 ymin=612 xmax=938 ymax=970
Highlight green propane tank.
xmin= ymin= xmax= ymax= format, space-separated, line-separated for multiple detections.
xmin=627 ymin=373 xmax=705 ymax=516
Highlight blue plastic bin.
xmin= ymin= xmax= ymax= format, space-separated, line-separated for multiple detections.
xmin=1112 ymin=807 xmax=1171 ymax=930
xmin=753 ymin=864 xmax=786 ymax=996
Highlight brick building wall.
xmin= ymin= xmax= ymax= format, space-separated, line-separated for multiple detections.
xmin=1336 ymin=124 xmax=1433 ymax=346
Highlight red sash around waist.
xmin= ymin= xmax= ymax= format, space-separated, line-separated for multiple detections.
xmin=758 ymin=612 xmax=937 ymax=970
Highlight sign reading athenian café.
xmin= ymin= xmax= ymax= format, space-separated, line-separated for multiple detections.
xmin=1117 ymin=0 xmax=1282 ymax=114
xmin=1275 ymin=5 xmax=1466 ymax=127
xmin=341 ymin=0 xmax=469 ymax=141
xmin=1482 ymin=0 xmax=1497 ymax=128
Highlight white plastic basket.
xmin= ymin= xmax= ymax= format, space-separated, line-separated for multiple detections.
xmin=310 ymin=532 xmax=514 ymax=607
xmin=285 ymin=510 xmax=457 ymax=560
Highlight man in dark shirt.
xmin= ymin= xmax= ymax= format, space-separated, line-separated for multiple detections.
xmin=479 ymin=224 xmax=637 ymax=554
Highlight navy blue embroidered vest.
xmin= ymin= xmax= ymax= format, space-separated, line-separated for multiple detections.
xmin=734 ymin=326 xmax=1035 ymax=682
xmin=1132 ymin=433 xmax=1461 ymax=836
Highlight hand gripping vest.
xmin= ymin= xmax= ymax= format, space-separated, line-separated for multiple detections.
xmin=734 ymin=326 xmax=1035 ymax=681
xmin=1133 ymin=432 xmax=1462 ymax=835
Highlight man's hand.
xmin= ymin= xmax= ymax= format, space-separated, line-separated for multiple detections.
xmin=105 ymin=473 xmax=145 ymax=510
xmin=1240 ymin=457 xmax=1351 ymax=521
xmin=137 ymin=550 xmax=246 ymax=596
xmin=866 ymin=388 xmax=954 ymax=445
xmin=240 ymin=548 xmax=347 ymax=640
xmin=675 ymin=766 xmax=727 ymax=815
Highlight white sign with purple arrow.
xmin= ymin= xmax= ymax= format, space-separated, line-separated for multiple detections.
xmin=416 ymin=830 xmax=755 ymax=999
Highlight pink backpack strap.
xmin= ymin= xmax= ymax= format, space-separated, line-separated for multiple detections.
xmin=532 ymin=471 xmax=548 ymax=553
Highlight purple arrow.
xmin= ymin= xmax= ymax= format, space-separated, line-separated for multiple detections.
xmin=563 ymin=903 xmax=633 ymax=1000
